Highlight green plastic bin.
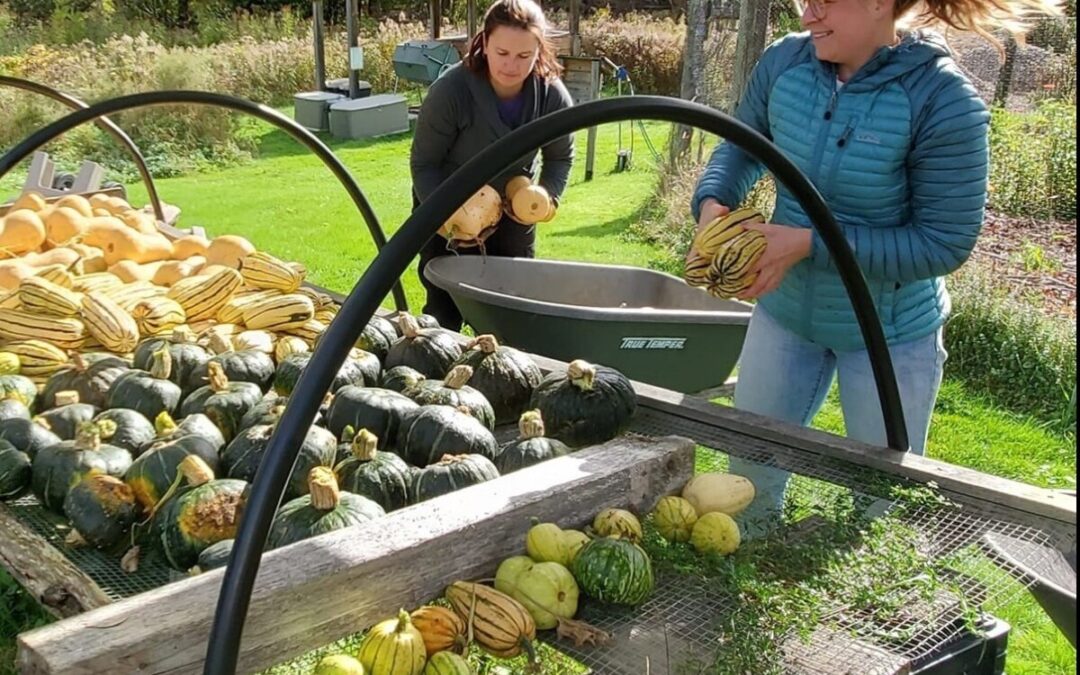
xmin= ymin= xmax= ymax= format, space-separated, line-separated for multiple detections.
xmin=424 ymin=256 xmax=752 ymax=393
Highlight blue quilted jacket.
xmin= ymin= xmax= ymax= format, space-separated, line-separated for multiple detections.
xmin=692 ymin=31 xmax=989 ymax=351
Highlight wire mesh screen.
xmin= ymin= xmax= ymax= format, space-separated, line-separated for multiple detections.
xmin=2 ymin=494 xmax=180 ymax=601
xmin=531 ymin=409 xmax=1063 ymax=674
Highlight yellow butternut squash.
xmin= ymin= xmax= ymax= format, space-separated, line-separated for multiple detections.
xmin=0 ymin=209 xmax=47 ymax=256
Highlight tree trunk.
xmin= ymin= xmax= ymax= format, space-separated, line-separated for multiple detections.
xmin=729 ymin=0 xmax=768 ymax=111
xmin=670 ymin=0 xmax=710 ymax=163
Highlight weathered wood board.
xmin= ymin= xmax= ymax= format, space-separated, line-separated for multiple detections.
xmin=17 ymin=433 xmax=694 ymax=674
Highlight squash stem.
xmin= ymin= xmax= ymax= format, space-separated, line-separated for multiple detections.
xmin=350 ymin=429 xmax=379 ymax=462
xmin=308 ymin=467 xmax=340 ymax=510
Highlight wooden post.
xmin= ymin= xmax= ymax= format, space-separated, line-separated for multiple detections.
xmin=466 ymin=0 xmax=477 ymax=42
xmin=729 ymin=0 xmax=768 ymax=111
xmin=993 ymin=34 xmax=1019 ymax=108
xmin=429 ymin=0 xmax=441 ymax=39
xmin=569 ymin=0 xmax=581 ymax=56
xmin=560 ymin=56 xmax=602 ymax=181
xmin=17 ymin=436 xmax=694 ymax=674
xmin=670 ymin=0 xmax=710 ymax=162
xmin=312 ymin=0 xmax=326 ymax=91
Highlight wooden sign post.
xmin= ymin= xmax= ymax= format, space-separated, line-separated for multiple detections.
xmin=558 ymin=55 xmax=602 ymax=181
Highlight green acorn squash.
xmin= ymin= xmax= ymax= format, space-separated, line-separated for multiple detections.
xmin=221 ymin=422 xmax=336 ymax=500
xmin=0 ymin=439 xmax=31 ymax=499
xmin=124 ymin=429 xmax=221 ymax=513
xmin=133 ymin=328 xmax=211 ymax=397
xmin=92 ymin=408 xmax=155 ymax=456
xmin=0 ymin=417 xmax=61 ymax=460
xmin=0 ymin=374 xmax=38 ymax=411
xmin=267 ymin=466 xmax=385 ymax=549
xmin=380 ymin=365 xmax=426 ymax=395
xmin=138 ymin=411 xmax=226 ymax=457
xmin=158 ymin=455 xmax=247 ymax=571
xmin=396 ymin=405 xmax=499 ymax=467
xmin=451 ymin=334 xmax=542 ymax=424
xmin=31 ymin=422 xmax=132 ymax=513
xmin=31 ymin=391 xmax=98 ymax=440
xmin=179 ymin=362 xmax=263 ymax=443
xmin=272 ymin=349 xmax=378 ymax=397
xmin=334 ymin=428 xmax=412 ymax=512
xmin=195 ymin=538 xmax=234 ymax=572
xmin=495 ymin=410 xmax=570 ymax=474
xmin=529 ymin=359 xmax=636 ymax=447
xmin=410 ymin=453 xmax=499 ymax=503
xmin=41 ymin=352 xmax=130 ymax=410
xmin=106 ymin=349 xmax=183 ymax=421
xmin=63 ymin=474 xmax=139 ymax=550
xmin=185 ymin=347 xmax=275 ymax=394
xmin=0 ymin=398 xmax=30 ymax=422
xmin=384 ymin=314 xmax=464 ymax=379
xmin=324 ymin=386 xmax=418 ymax=446
xmin=407 ymin=365 xmax=495 ymax=430
xmin=356 ymin=315 xmax=398 ymax=363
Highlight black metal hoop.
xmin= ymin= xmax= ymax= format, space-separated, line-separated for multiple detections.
xmin=202 ymin=94 xmax=910 ymax=674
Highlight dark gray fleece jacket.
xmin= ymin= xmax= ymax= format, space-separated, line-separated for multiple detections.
xmin=410 ymin=62 xmax=575 ymax=204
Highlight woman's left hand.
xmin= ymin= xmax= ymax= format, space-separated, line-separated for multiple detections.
xmin=736 ymin=223 xmax=813 ymax=300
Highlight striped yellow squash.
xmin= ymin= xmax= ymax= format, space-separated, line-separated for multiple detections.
xmin=216 ymin=289 xmax=279 ymax=325
xmin=0 ymin=309 xmax=87 ymax=350
xmin=130 ymin=297 xmax=187 ymax=337
xmin=81 ymin=292 xmax=140 ymax=353
xmin=281 ymin=318 xmax=326 ymax=344
xmin=106 ymin=281 xmax=168 ymax=311
xmin=0 ymin=291 xmax=20 ymax=310
xmin=73 ymin=272 xmax=124 ymax=294
xmin=239 ymin=252 xmax=303 ymax=293
xmin=2 ymin=339 xmax=69 ymax=377
xmin=167 ymin=267 xmax=243 ymax=322
xmin=18 ymin=276 xmax=82 ymax=317
xmin=34 ymin=264 xmax=76 ymax=289
xmin=240 ymin=293 xmax=314 ymax=331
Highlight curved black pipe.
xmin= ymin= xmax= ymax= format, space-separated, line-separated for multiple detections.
xmin=0 ymin=89 xmax=409 ymax=312
xmin=0 ymin=76 xmax=166 ymax=222
xmin=203 ymin=94 xmax=909 ymax=675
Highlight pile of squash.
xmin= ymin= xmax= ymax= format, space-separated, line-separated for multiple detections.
xmin=0 ymin=189 xmax=641 ymax=580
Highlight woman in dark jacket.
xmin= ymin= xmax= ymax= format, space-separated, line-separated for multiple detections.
xmin=411 ymin=0 xmax=575 ymax=331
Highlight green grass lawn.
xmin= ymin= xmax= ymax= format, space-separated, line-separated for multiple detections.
xmin=0 ymin=113 xmax=1075 ymax=675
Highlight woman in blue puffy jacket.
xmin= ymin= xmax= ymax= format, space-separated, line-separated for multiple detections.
xmin=690 ymin=0 xmax=1060 ymax=531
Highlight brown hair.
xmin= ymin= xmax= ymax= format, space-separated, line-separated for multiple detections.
xmin=464 ymin=0 xmax=563 ymax=81
xmin=893 ymin=0 xmax=1064 ymax=44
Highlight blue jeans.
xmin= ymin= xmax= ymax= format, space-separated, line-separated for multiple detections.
xmin=729 ymin=306 xmax=947 ymax=536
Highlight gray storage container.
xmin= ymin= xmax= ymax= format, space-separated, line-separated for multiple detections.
xmin=293 ymin=91 xmax=345 ymax=132
xmin=328 ymin=94 xmax=410 ymax=140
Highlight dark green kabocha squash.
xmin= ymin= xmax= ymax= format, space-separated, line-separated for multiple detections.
xmin=356 ymin=315 xmax=399 ymax=363
xmin=410 ymin=453 xmax=500 ymax=503
xmin=124 ymin=418 xmax=222 ymax=514
xmin=106 ymin=349 xmax=183 ymax=422
xmin=529 ymin=359 xmax=637 ymax=448
xmin=0 ymin=417 xmax=61 ymax=460
xmin=272 ymin=349 xmax=379 ymax=397
xmin=0 ymin=439 xmax=31 ymax=499
xmin=31 ymin=421 xmax=133 ymax=513
xmin=158 ymin=455 xmax=248 ymax=571
xmin=380 ymin=365 xmax=426 ymax=395
xmin=406 ymin=365 xmax=496 ymax=430
xmin=238 ymin=394 xmax=290 ymax=433
xmin=0 ymin=374 xmax=39 ymax=411
xmin=495 ymin=410 xmax=571 ymax=474
xmin=395 ymin=405 xmax=499 ymax=467
xmin=41 ymin=352 xmax=130 ymax=409
xmin=334 ymin=428 xmax=412 ymax=512
xmin=324 ymin=386 xmax=418 ymax=446
xmin=0 ymin=397 xmax=30 ymax=421
xmin=267 ymin=466 xmax=385 ymax=550
xmin=221 ymin=422 xmax=337 ymax=500
xmin=63 ymin=474 xmax=140 ymax=550
xmin=384 ymin=314 xmax=465 ymax=379
xmin=138 ymin=411 xmax=226 ymax=457
xmin=133 ymin=327 xmax=212 ymax=396
xmin=451 ymin=334 xmax=542 ymax=425
xmin=92 ymin=409 xmax=156 ymax=456
xmin=195 ymin=538 xmax=234 ymax=572
xmin=184 ymin=336 xmax=276 ymax=393
xmin=32 ymin=391 xmax=98 ymax=440
xmin=387 ymin=311 xmax=441 ymax=336
xmin=179 ymin=362 xmax=263 ymax=443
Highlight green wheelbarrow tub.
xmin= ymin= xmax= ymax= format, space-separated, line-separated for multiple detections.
xmin=424 ymin=256 xmax=752 ymax=394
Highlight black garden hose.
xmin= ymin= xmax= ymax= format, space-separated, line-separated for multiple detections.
xmin=0 ymin=88 xmax=409 ymax=312
xmin=0 ymin=75 xmax=166 ymax=222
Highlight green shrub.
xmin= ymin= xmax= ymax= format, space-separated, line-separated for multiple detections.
xmin=580 ymin=10 xmax=684 ymax=95
xmin=988 ymin=101 xmax=1076 ymax=221
xmin=944 ymin=266 xmax=1076 ymax=436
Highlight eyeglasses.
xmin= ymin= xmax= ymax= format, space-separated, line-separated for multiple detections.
xmin=798 ymin=0 xmax=833 ymax=20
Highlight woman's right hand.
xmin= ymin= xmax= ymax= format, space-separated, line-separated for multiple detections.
xmin=686 ymin=198 xmax=731 ymax=266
